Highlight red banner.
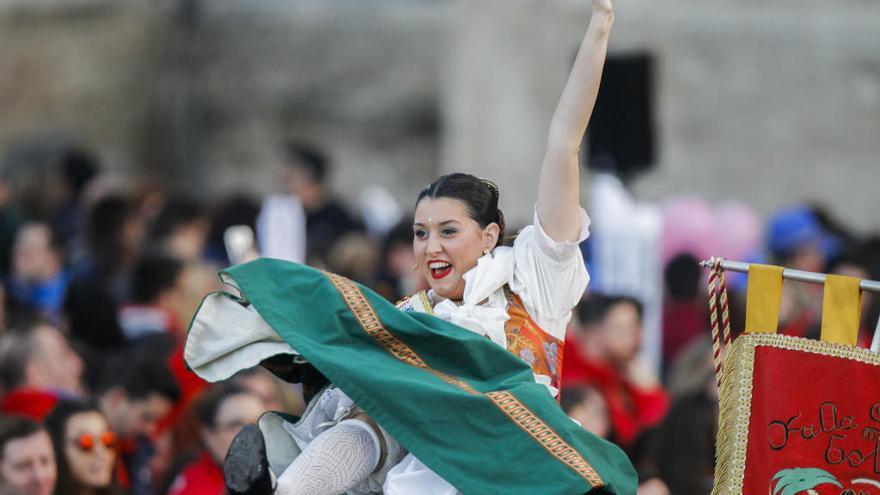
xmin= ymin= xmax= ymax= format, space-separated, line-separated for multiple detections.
xmin=715 ymin=334 xmax=880 ymax=495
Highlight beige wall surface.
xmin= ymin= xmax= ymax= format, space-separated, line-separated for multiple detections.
xmin=446 ymin=0 xmax=880 ymax=231
xmin=2 ymin=0 xmax=878 ymax=230
xmin=0 ymin=0 xmax=446 ymax=207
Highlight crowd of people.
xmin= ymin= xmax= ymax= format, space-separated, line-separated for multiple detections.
xmin=560 ymin=203 xmax=880 ymax=494
xmin=1 ymin=140 xmax=879 ymax=495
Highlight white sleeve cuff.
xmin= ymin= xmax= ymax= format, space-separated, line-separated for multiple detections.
xmin=530 ymin=205 xmax=591 ymax=262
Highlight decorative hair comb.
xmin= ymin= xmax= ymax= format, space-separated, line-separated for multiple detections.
xmin=479 ymin=177 xmax=500 ymax=197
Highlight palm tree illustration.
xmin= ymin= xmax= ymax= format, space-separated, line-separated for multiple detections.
xmin=772 ymin=468 xmax=843 ymax=495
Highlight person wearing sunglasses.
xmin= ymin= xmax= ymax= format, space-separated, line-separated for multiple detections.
xmin=44 ymin=401 xmax=120 ymax=495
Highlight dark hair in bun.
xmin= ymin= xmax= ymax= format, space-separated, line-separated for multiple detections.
xmin=416 ymin=173 xmax=506 ymax=248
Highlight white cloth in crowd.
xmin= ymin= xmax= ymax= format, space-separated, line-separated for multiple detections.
xmin=257 ymin=193 xmax=307 ymax=264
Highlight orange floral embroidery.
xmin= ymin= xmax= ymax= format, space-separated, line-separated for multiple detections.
xmin=504 ymin=288 xmax=565 ymax=395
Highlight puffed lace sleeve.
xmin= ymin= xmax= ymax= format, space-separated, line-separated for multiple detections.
xmin=508 ymin=206 xmax=590 ymax=340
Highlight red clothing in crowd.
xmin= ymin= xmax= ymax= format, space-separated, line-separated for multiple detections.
xmin=115 ymin=437 xmax=137 ymax=490
xmin=661 ymin=300 xmax=707 ymax=366
xmin=0 ymin=388 xmax=61 ymax=420
xmin=166 ymin=452 xmax=224 ymax=495
xmin=157 ymin=342 xmax=209 ymax=435
xmin=562 ymin=334 xmax=669 ymax=448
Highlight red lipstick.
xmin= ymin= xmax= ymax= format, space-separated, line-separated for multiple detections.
xmin=427 ymin=259 xmax=453 ymax=280
xmin=431 ymin=267 xmax=452 ymax=279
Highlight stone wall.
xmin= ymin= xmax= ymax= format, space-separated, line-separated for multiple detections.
xmin=189 ymin=0 xmax=448 ymax=201
xmin=2 ymin=0 xmax=879 ymax=231
xmin=0 ymin=0 xmax=162 ymax=178
xmin=446 ymin=0 xmax=880 ymax=231
xmin=0 ymin=0 xmax=447 ymax=209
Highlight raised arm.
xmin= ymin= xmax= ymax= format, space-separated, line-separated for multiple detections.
xmin=537 ymin=0 xmax=613 ymax=242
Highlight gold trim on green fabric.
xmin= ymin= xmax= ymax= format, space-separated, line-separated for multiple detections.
xmin=325 ymin=272 xmax=604 ymax=489
xmin=487 ymin=391 xmax=604 ymax=487
xmin=328 ymin=273 xmax=477 ymax=394
xmin=712 ymin=333 xmax=880 ymax=495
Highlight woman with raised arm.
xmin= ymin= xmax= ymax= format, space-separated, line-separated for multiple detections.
xmin=408 ymin=0 xmax=613 ymax=381
xmin=384 ymin=1 xmax=614 ymax=491
xmin=184 ymin=1 xmax=633 ymax=494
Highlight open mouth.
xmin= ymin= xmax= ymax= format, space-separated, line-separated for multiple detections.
xmin=428 ymin=260 xmax=452 ymax=280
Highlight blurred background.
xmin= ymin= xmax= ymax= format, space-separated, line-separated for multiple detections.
xmin=1 ymin=1 xmax=879 ymax=494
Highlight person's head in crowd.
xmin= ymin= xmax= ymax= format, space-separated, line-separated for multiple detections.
xmin=204 ymin=195 xmax=261 ymax=266
xmin=560 ymin=385 xmax=610 ymax=439
xmin=149 ymin=197 xmax=208 ymax=263
xmin=0 ymin=325 xmax=83 ymax=398
xmin=11 ymin=223 xmax=65 ymax=286
xmin=86 ymin=195 xmax=144 ymax=278
xmin=663 ymin=253 xmax=701 ymax=303
xmin=282 ymin=142 xmax=328 ymax=212
xmin=656 ymin=392 xmax=718 ymax=495
xmin=661 ymin=253 xmax=710 ymax=368
xmin=51 ymin=146 xmax=101 ymax=245
xmin=826 ymin=252 xmax=870 ymax=280
xmin=8 ymin=223 xmax=67 ymax=323
xmin=665 ymin=336 xmax=717 ymax=401
xmin=576 ymin=294 xmax=644 ymax=367
xmin=0 ymin=281 xmax=41 ymax=336
xmin=860 ymin=237 xmax=880 ymax=345
xmin=56 ymin=147 xmax=99 ymax=206
xmin=326 ymin=232 xmax=379 ymax=285
xmin=809 ymin=204 xmax=853 ymax=251
xmin=196 ymin=385 xmax=264 ymax=465
xmin=95 ymin=351 xmax=180 ymax=440
xmin=863 ymin=236 xmax=880 ymax=280
xmin=130 ymin=255 xmax=184 ymax=307
xmin=0 ymin=164 xmax=18 ymax=281
xmin=827 ymin=251 xmax=876 ymax=342
xmin=117 ymin=255 xmax=186 ymax=342
xmin=374 ymin=217 xmax=425 ymax=301
xmin=0 ymin=283 xmax=6 ymax=332
xmin=44 ymin=401 xmax=117 ymax=495
xmin=382 ymin=218 xmax=415 ymax=277
xmin=231 ymin=368 xmax=299 ymax=415
xmin=0 ymin=165 xmax=10 ymax=209
xmin=0 ymin=416 xmax=56 ymax=495
xmin=3 ymin=149 xmax=61 ymax=223
xmin=14 ymin=145 xmax=100 ymax=222
xmin=766 ymin=205 xmax=836 ymax=272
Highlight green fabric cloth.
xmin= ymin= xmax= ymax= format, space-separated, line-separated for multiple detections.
xmin=217 ymin=258 xmax=636 ymax=495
